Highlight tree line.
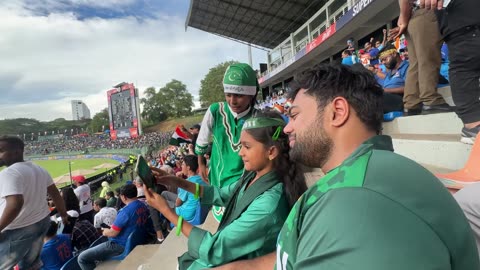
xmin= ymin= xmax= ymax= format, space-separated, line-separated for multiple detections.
xmin=0 ymin=60 xmax=240 ymax=136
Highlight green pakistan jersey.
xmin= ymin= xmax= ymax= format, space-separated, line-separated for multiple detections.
xmin=195 ymin=102 xmax=256 ymax=188
xmin=183 ymin=171 xmax=289 ymax=270
xmin=276 ymin=135 xmax=479 ymax=270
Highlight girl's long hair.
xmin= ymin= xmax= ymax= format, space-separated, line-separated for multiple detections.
xmin=244 ymin=111 xmax=307 ymax=207
xmin=61 ymin=186 xmax=80 ymax=212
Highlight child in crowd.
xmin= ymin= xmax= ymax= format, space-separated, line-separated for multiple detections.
xmin=41 ymin=221 xmax=73 ymax=270
xmin=195 ymin=62 xmax=259 ymax=222
xmin=145 ymin=112 xmax=307 ymax=270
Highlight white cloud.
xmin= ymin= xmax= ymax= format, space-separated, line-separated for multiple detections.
xmin=0 ymin=2 xmax=267 ymax=121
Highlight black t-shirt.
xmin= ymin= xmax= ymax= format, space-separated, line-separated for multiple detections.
xmin=436 ymin=0 xmax=480 ymax=38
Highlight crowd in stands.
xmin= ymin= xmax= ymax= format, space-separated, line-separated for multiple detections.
xmin=24 ymin=131 xmax=171 ymax=156
xmin=340 ymin=28 xmax=452 ymax=119
xmin=2 ymin=1 xmax=480 ymax=268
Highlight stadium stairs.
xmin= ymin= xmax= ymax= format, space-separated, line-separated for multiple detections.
xmin=97 ymin=87 xmax=474 ymax=270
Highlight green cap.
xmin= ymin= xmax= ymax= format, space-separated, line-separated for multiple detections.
xmin=223 ymin=63 xmax=258 ymax=96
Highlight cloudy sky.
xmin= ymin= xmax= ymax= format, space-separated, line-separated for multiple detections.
xmin=0 ymin=0 xmax=267 ymax=121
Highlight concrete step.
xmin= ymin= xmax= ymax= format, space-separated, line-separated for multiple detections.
xmin=391 ymin=133 xmax=471 ymax=171
xmin=117 ymin=212 xmax=219 ymax=270
xmin=383 ymin=112 xmax=463 ymax=136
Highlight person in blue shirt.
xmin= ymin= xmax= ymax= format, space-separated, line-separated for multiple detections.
xmin=78 ymin=184 xmax=152 ymax=270
xmin=364 ymin=41 xmax=380 ymax=65
xmin=175 ymin=155 xmax=207 ymax=221
xmin=380 ymin=45 xmax=409 ymax=95
xmin=156 ymin=155 xmax=208 ymax=241
xmin=41 ymin=221 xmax=73 ymax=270
xmin=378 ymin=45 xmax=410 ymax=114
xmin=341 ymin=50 xmax=357 ymax=66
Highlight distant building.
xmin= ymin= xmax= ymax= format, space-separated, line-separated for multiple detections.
xmin=71 ymin=100 xmax=91 ymax=120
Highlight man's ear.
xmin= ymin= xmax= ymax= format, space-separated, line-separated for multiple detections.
xmin=329 ymin=97 xmax=350 ymax=128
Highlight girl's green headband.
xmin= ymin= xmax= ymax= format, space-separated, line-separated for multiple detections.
xmin=243 ymin=117 xmax=286 ymax=141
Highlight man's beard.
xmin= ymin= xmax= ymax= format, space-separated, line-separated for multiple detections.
xmin=386 ymin=57 xmax=398 ymax=70
xmin=289 ymin=118 xmax=333 ymax=169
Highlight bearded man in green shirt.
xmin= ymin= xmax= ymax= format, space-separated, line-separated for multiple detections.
xmin=214 ymin=63 xmax=479 ymax=270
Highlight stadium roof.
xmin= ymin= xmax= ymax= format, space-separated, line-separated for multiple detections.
xmin=185 ymin=0 xmax=328 ymax=49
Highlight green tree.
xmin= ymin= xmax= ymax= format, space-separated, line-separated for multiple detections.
xmin=88 ymin=108 xmax=110 ymax=133
xmin=199 ymin=60 xmax=238 ymax=107
xmin=141 ymin=80 xmax=193 ymax=124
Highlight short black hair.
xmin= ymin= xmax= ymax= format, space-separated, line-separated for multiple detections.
xmin=119 ymin=184 xmax=137 ymax=199
xmin=94 ymin=198 xmax=107 ymax=208
xmin=290 ymin=63 xmax=383 ymax=134
xmin=342 ymin=49 xmax=352 ymax=56
xmin=183 ymin=155 xmax=198 ymax=172
xmin=0 ymin=136 xmax=24 ymax=152
xmin=46 ymin=221 xmax=58 ymax=238
xmin=106 ymin=191 xmax=114 ymax=197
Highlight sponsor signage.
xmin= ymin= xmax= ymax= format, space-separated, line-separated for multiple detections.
xmin=336 ymin=0 xmax=377 ymax=29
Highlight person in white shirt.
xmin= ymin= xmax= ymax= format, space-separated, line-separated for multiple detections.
xmin=0 ymin=136 xmax=68 ymax=269
xmin=93 ymin=198 xmax=117 ymax=233
xmin=72 ymin=175 xmax=94 ymax=224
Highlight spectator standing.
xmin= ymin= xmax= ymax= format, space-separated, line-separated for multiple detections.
xmin=426 ymin=0 xmax=480 ymax=144
xmin=392 ymin=0 xmax=452 ymax=116
xmin=99 ymin=181 xmax=112 ymax=198
xmin=40 ymin=221 xmax=73 ymax=270
xmin=195 ymin=63 xmax=259 ymax=222
xmin=0 ymin=136 xmax=68 ymax=270
xmin=364 ymin=41 xmax=380 ymax=65
xmin=72 ymin=175 xmax=94 ymax=223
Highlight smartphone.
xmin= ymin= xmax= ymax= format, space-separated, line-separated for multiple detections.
xmin=135 ymin=155 xmax=154 ymax=189
xmin=100 ymin=223 xmax=111 ymax=229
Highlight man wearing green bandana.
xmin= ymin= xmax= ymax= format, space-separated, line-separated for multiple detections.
xmin=214 ymin=64 xmax=478 ymax=270
xmin=195 ymin=63 xmax=258 ymax=222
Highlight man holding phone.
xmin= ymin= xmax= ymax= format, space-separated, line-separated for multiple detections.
xmin=93 ymin=198 xmax=117 ymax=234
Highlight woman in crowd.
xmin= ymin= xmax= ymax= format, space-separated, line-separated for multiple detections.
xmin=145 ymin=112 xmax=307 ymax=270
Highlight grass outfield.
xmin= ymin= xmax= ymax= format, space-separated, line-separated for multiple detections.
xmin=32 ymin=159 xmax=120 ymax=178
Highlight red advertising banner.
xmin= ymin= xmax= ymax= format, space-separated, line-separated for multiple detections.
xmin=306 ymin=23 xmax=337 ymax=54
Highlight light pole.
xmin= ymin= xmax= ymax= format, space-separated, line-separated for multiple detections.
xmin=69 ymin=161 xmax=73 ymax=187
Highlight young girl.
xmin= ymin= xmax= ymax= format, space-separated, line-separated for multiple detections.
xmin=145 ymin=112 xmax=307 ymax=270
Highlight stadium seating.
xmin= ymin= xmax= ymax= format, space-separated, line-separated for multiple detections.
xmin=188 ymin=204 xmax=210 ymax=226
xmin=110 ymin=229 xmax=146 ymax=260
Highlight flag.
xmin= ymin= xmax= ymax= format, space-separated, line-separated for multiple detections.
xmin=169 ymin=125 xmax=192 ymax=146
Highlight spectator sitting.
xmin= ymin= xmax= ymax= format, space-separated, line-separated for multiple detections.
xmin=157 ymin=155 xmax=207 ymax=242
xmin=78 ymin=184 xmax=152 ymax=270
xmin=93 ymin=198 xmax=117 ymax=234
xmin=341 ymin=50 xmax=357 ymax=66
xmin=105 ymin=191 xmax=117 ymax=208
xmin=71 ymin=210 xmax=100 ymax=253
xmin=379 ymin=44 xmax=409 ymax=113
xmin=41 ymin=221 xmax=73 ymax=270
xmin=115 ymin=187 xmax=125 ymax=210
xmin=99 ymin=181 xmax=112 ymax=198
xmin=134 ymin=177 xmax=146 ymax=200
